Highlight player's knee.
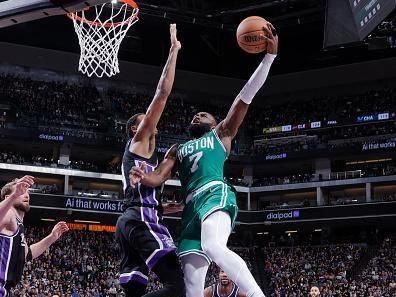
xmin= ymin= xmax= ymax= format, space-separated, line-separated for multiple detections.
xmin=167 ymin=277 xmax=186 ymax=296
xmin=121 ymin=282 xmax=146 ymax=297
xmin=201 ymin=240 xmax=222 ymax=261
xmin=162 ymin=272 xmax=185 ymax=296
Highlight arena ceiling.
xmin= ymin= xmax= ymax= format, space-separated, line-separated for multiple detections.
xmin=0 ymin=0 xmax=394 ymax=78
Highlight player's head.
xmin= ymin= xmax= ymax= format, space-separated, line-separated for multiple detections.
xmin=188 ymin=112 xmax=217 ymax=138
xmin=1 ymin=179 xmax=30 ymax=213
xmin=309 ymin=286 xmax=320 ymax=297
xmin=126 ymin=113 xmax=159 ymax=139
xmin=219 ymin=270 xmax=231 ymax=286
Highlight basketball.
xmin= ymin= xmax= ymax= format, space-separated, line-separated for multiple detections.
xmin=236 ymin=16 xmax=270 ymax=54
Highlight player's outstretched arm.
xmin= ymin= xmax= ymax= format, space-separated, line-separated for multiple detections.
xmin=216 ymin=23 xmax=278 ymax=150
xmin=134 ymin=24 xmax=181 ymax=141
xmin=29 ymin=221 xmax=69 ymax=260
xmin=130 ymin=144 xmax=178 ymax=188
xmin=0 ymin=176 xmax=34 ymax=230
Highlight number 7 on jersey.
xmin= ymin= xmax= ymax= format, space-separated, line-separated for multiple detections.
xmin=189 ymin=152 xmax=203 ymax=173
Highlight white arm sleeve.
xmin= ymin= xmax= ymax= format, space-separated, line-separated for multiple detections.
xmin=237 ymin=53 xmax=276 ymax=104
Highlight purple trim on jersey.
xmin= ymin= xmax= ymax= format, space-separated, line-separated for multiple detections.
xmin=149 ymin=222 xmax=173 ymax=241
xmin=119 ymin=272 xmax=148 ymax=285
xmin=0 ymin=285 xmax=7 ymax=297
xmin=146 ymin=248 xmax=175 ymax=270
xmin=141 ymin=163 xmax=158 ymax=207
xmin=0 ymin=237 xmax=10 ymax=283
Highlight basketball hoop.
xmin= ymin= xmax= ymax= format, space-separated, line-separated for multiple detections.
xmin=67 ymin=0 xmax=139 ymax=78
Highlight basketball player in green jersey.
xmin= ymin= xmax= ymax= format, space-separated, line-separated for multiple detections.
xmin=131 ymin=23 xmax=278 ymax=297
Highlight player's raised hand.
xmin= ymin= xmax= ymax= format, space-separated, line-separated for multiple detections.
xmin=263 ymin=23 xmax=278 ymax=55
xmin=129 ymin=161 xmax=147 ymax=188
xmin=170 ymin=23 xmax=181 ymax=50
xmin=9 ymin=175 xmax=35 ymax=199
xmin=50 ymin=221 xmax=69 ymax=241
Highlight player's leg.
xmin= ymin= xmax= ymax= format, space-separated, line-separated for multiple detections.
xmin=122 ymin=280 xmax=147 ymax=297
xmin=130 ymin=219 xmax=184 ymax=297
xmin=116 ymin=217 xmax=148 ymax=297
xmin=180 ymin=253 xmax=210 ymax=297
xmin=201 ymin=210 xmax=265 ymax=297
xmin=144 ymin=252 xmax=185 ymax=297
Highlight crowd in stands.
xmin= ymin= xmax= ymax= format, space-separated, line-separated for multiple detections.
xmin=12 ymin=224 xmax=395 ymax=297
xmin=1 ymin=150 xmax=395 ymax=192
xmin=264 ymin=244 xmax=364 ymax=296
xmin=29 ymin=183 xmax=59 ymax=195
xmin=252 ymin=173 xmax=315 ymax=187
xmin=0 ymin=75 xmax=108 ymax=130
xmin=246 ymin=87 xmax=396 ymax=136
xmin=13 ymin=226 xmax=254 ymax=296
xmin=0 ymin=74 xmax=395 ymax=156
xmin=350 ymin=235 xmax=396 ymax=297
xmin=75 ymin=190 xmax=119 ymax=200
xmin=13 ymin=227 xmax=122 ymax=297
xmin=0 ymin=151 xmax=108 ymax=173
xmin=375 ymin=192 xmax=396 ymax=202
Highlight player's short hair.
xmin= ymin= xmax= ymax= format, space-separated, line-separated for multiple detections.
xmin=1 ymin=179 xmax=18 ymax=201
xmin=126 ymin=113 xmax=144 ymax=139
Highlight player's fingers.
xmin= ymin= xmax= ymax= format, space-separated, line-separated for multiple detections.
xmin=269 ymin=24 xmax=277 ymax=37
xmin=58 ymin=221 xmax=68 ymax=227
xmin=139 ymin=161 xmax=146 ymax=170
xmin=20 ymin=176 xmax=35 ymax=185
xmin=130 ymin=170 xmax=144 ymax=178
xmin=262 ymin=36 xmax=273 ymax=44
xmin=17 ymin=182 xmax=31 ymax=190
xmin=135 ymin=169 xmax=145 ymax=175
xmin=130 ymin=167 xmax=144 ymax=175
xmin=21 ymin=175 xmax=35 ymax=180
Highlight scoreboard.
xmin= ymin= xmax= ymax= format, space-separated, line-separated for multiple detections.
xmin=349 ymin=0 xmax=396 ymax=39
xmin=324 ymin=0 xmax=396 ymax=47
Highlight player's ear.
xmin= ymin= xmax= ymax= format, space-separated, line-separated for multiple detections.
xmin=211 ymin=120 xmax=217 ymax=129
xmin=131 ymin=124 xmax=138 ymax=134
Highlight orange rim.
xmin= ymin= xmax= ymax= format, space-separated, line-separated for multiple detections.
xmin=67 ymin=0 xmax=139 ymax=28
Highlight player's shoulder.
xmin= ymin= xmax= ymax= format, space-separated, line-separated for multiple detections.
xmin=0 ymin=210 xmax=18 ymax=235
xmin=204 ymin=284 xmax=214 ymax=297
xmin=165 ymin=143 xmax=180 ymax=158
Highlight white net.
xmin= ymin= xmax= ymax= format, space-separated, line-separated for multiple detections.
xmin=68 ymin=2 xmax=139 ymax=78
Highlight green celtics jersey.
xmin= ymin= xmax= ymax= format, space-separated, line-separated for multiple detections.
xmin=177 ymin=129 xmax=227 ymax=198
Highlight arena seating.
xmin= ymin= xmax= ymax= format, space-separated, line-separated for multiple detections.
xmin=12 ymin=226 xmax=395 ymax=297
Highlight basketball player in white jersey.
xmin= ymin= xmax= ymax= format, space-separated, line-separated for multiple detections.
xmin=0 ymin=175 xmax=69 ymax=297
xmin=204 ymin=270 xmax=246 ymax=297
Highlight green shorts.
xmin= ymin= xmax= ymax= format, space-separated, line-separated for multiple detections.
xmin=178 ymin=181 xmax=238 ymax=263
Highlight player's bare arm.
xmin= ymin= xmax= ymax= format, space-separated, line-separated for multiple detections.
xmin=238 ymin=291 xmax=247 ymax=297
xmin=0 ymin=176 xmax=34 ymax=231
xmin=216 ymin=23 xmax=278 ymax=154
xmin=28 ymin=221 xmax=69 ymax=260
xmin=204 ymin=286 xmax=213 ymax=297
xmin=130 ymin=144 xmax=178 ymax=188
xmin=131 ymin=24 xmax=181 ymax=152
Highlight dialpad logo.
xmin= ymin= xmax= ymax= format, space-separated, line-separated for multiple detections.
xmin=266 ymin=210 xmax=300 ymax=220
